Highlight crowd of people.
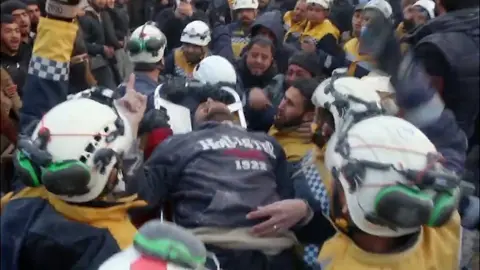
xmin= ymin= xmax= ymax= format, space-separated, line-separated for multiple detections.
xmin=0 ymin=0 xmax=479 ymax=269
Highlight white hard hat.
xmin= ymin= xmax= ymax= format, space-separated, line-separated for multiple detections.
xmin=325 ymin=115 xmax=437 ymax=237
xmin=181 ymin=20 xmax=211 ymax=47
xmin=193 ymin=55 xmax=237 ymax=85
xmin=364 ymin=0 xmax=393 ymax=19
xmin=31 ymin=98 xmax=134 ymax=203
xmin=413 ymin=0 xmax=436 ymax=19
xmin=361 ymin=73 xmax=395 ymax=94
xmin=305 ymin=0 xmax=330 ymax=9
xmin=311 ymin=76 xmax=382 ymax=130
xmin=232 ymin=0 xmax=258 ymax=10
xmin=128 ymin=24 xmax=167 ymax=64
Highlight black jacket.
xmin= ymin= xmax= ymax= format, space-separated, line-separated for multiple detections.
xmin=405 ymin=8 xmax=480 ymax=145
xmin=0 ymin=43 xmax=31 ymax=96
xmin=154 ymin=7 xmax=208 ymax=54
xmin=106 ymin=3 xmax=130 ymax=42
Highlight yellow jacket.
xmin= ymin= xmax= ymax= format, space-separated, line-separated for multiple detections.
xmin=318 ymin=214 xmax=461 ymax=270
xmin=268 ymin=126 xmax=313 ymax=162
xmin=284 ymin=11 xmax=307 ymax=42
xmin=301 ymin=19 xmax=340 ymax=43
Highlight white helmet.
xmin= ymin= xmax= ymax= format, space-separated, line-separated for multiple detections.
xmin=232 ymin=0 xmax=258 ymax=10
xmin=193 ymin=55 xmax=237 ymax=84
xmin=31 ymin=98 xmax=133 ymax=203
xmin=311 ymin=76 xmax=382 ymax=130
xmin=305 ymin=0 xmax=330 ymax=9
xmin=128 ymin=23 xmax=167 ymax=64
xmin=364 ymin=0 xmax=393 ymax=19
xmin=361 ymin=73 xmax=398 ymax=115
xmin=325 ymin=115 xmax=439 ymax=237
xmin=181 ymin=20 xmax=211 ymax=47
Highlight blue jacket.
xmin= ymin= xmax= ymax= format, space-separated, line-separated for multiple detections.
xmin=129 ymin=121 xmax=294 ymax=228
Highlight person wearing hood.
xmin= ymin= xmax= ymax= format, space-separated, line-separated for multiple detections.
xmin=404 ymin=0 xmax=479 ymax=151
xmin=154 ymin=0 xmax=208 ymax=55
xmin=248 ymin=10 xmax=296 ymax=73
xmin=236 ymin=36 xmax=277 ymax=92
xmin=245 ymin=51 xmax=324 ymax=132
xmin=284 ymin=0 xmax=308 ymax=44
xmin=163 ymin=20 xmax=212 ymax=78
xmin=227 ymin=0 xmax=259 ymax=59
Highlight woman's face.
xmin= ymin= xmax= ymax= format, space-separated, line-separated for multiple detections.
xmin=245 ymin=44 xmax=273 ymax=76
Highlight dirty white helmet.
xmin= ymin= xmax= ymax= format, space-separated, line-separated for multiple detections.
xmin=305 ymin=0 xmax=330 ymax=9
xmin=311 ymin=76 xmax=382 ymax=130
xmin=364 ymin=0 xmax=393 ymax=19
xmin=413 ymin=0 xmax=436 ymax=19
xmin=325 ymin=115 xmax=438 ymax=237
xmin=232 ymin=0 xmax=258 ymax=10
xmin=181 ymin=20 xmax=211 ymax=47
xmin=361 ymin=73 xmax=398 ymax=115
xmin=193 ymin=55 xmax=237 ymax=85
xmin=128 ymin=23 xmax=167 ymax=64
xmin=30 ymin=98 xmax=133 ymax=203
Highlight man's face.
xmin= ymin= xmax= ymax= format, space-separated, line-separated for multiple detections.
xmin=285 ymin=64 xmax=312 ymax=86
xmin=182 ymin=43 xmax=205 ymax=64
xmin=1 ymin=23 xmax=21 ymax=52
xmin=236 ymin=8 xmax=257 ymax=25
xmin=274 ymin=86 xmax=310 ymax=129
xmin=412 ymin=6 xmax=429 ymax=26
xmin=306 ymin=4 xmax=327 ymax=23
xmin=94 ymin=0 xmax=107 ymax=8
xmin=26 ymin=4 xmax=41 ymax=25
xmin=11 ymin=9 xmax=30 ymax=35
xmin=107 ymin=0 xmax=115 ymax=8
xmin=246 ymin=43 xmax=273 ymax=76
xmin=352 ymin=10 xmax=363 ymax=37
xmin=194 ymin=98 xmax=232 ymax=124
xmin=292 ymin=1 xmax=307 ymax=22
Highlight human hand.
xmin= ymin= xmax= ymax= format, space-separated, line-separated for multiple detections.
xmin=116 ymin=74 xmax=147 ymax=137
xmin=175 ymin=1 xmax=193 ymax=17
xmin=246 ymin=199 xmax=309 ymax=237
xmin=71 ymin=53 xmax=88 ymax=64
xmin=301 ymin=37 xmax=316 ymax=53
xmin=249 ymin=88 xmax=271 ymax=110
xmin=3 ymin=85 xmax=17 ymax=98
xmin=296 ymin=121 xmax=313 ymax=142
xmin=104 ymin=46 xmax=115 ymax=58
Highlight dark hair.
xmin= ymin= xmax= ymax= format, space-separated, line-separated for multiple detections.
xmin=290 ymin=78 xmax=319 ymax=111
xmin=245 ymin=36 xmax=276 ymax=57
xmin=438 ymin=0 xmax=479 ymax=11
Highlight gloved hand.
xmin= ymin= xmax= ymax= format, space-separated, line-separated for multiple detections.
xmin=138 ymin=108 xmax=171 ymax=136
xmin=358 ymin=9 xmax=401 ymax=78
xmin=45 ymin=0 xmax=81 ymax=21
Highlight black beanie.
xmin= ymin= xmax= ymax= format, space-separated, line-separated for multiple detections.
xmin=288 ymin=51 xmax=323 ymax=77
xmin=0 ymin=14 xmax=15 ymax=23
xmin=1 ymin=0 xmax=27 ymax=15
